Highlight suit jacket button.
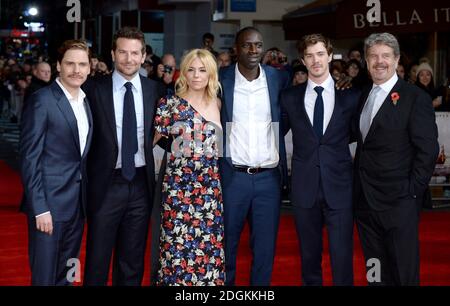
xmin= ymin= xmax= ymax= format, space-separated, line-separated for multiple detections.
xmin=413 ymin=195 xmax=417 ymax=199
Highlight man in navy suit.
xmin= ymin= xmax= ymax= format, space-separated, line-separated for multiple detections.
xmin=354 ymin=33 xmax=438 ymax=285
xmin=219 ymin=27 xmax=289 ymax=286
xmin=20 ymin=40 xmax=92 ymax=285
xmin=83 ymin=27 xmax=164 ymax=285
xmin=280 ymin=34 xmax=359 ymax=285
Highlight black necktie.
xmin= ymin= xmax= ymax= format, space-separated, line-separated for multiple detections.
xmin=313 ymin=86 xmax=324 ymax=139
xmin=121 ymin=82 xmax=137 ymax=181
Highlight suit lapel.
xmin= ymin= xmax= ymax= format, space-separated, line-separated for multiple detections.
xmin=82 ymin=96 xmax=93 ymax=160
xmin=322 ymin=87 xmax=343 ymax=141
xmin=298 ymin=84 xmax=318 ymax=140
xmin=220 ymin=65 xmax=236 ymax=168
xmin=99 ymin=76 xmax=118 ymax=148
xmin=141 ymin=76 xmax=155 ymax=153
xmin=222 ymin=64 xmax=236 ymax=123
xmin=357 ymin=86 xmax=372 ymax=143
xmin=52 ymin=82 xmax=81 ymax=155
xmin=263 ymin=65 xmax=279 ymax=122
xmin=365 ymin=78 xmax=404 ymax=141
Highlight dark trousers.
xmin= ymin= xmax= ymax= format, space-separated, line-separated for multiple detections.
xmin=223 ymin=168 xmax=281 ymax=286
xmin=355 ymin=193 xmax=421 ymax=286
xmin=28 ymin=206 xmax=84 ymax=286
xmin=84 ymin=167 xmax=151 ymax=286
xmin=293 ymin=183 xmax=354 ymax=286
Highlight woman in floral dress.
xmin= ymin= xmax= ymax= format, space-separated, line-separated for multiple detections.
xmin=153 ymin=49 xmax=225 ymax=286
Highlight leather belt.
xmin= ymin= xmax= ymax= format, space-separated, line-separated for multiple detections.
xmin=113 ymin=166 xmax=146 ymax=176
xmin=233 ymin=165 xmax=273 ymax=175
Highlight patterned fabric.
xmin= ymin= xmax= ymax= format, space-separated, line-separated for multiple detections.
xmin=154 ymin=94 xmax=226 ymax=286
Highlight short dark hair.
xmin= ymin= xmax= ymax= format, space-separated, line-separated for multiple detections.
xmin=347 ymin=47 xmax=362 ymax=58
xmin=202 ymin=32 xmax=214 ymax=42
xmin=297 ymin=33 xmax=333 ymax=59
xmin=346 ymin=59 xmax=361 ymax=70
xmin=235 ymin=27 xmax=261 ymax=45
xmin=146 ymin=44 xmax=153 ymax=54
xmin=112 ymin=27 xmax=146 ymax=54
xmin=57 ymin=39 xmax=91 ymax=63
xmin=292 ymin=64 xmax=308 ymax=74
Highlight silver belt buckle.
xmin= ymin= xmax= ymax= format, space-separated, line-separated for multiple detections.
xmin=247 ymin=167 xmax=257 ymax=174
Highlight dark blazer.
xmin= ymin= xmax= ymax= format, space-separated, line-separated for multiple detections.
xmin=354 ymin=78 xmax=439 ymax=211
xmin=218 ymin=63 xmax=289 ymax=188
xmin=83 ymin=75 xmax=164 ymax=213
xmin=280 ymin=82 xmax=360 ymax=209
xmin=20 ymin=81 xmax=93 ymax=221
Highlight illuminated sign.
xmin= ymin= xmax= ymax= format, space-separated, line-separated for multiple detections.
xmin=24 ymin=22 xmax=45 ymax=32
xmin=230 ymin=0 xmax=256 ymax=12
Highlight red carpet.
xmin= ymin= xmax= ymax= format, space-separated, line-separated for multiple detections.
xmin=1 ymin=160 xmax=450 ymax=285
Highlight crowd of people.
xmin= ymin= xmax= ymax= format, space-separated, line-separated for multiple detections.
xmin=3 ymin=32 xmax=449 ymax=125
xmin=11 ymin=25 xmax=449 ymax=287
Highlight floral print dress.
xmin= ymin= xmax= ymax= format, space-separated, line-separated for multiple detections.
xmin=154 ymin=94 xmax=225 ymax=286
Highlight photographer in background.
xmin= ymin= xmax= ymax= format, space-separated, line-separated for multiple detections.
xmin=201 ymin=32 xmax=219 ymax=58
xmin=262 ymin=47 xmax=290 ymax=71
xmin=153 ymin=53 xmax=179 ymax=94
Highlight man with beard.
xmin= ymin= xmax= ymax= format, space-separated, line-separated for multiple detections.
xmin=83 ymin=27 xmax=164 ymax=285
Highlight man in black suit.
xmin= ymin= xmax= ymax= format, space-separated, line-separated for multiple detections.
xmin=354 ymin=33 xmax=439 ymax=286
xmin=280 ymin=34 xmax=359 ymax=285
xmin=83 ymin=27 xmax=164 ymax=285
xmin=20 ymin=40 xmax=92 ymax=285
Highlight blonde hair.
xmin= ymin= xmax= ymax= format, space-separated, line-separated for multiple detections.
xmin=175 ymin=49 xmax=221 ymax=103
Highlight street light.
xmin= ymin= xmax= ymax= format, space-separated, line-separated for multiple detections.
xmin=28 ymin=7 xmax=38 ymax=16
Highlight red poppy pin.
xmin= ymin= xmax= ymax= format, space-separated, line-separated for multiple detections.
xmin=391 ymin=92 xmax=400 ymax=106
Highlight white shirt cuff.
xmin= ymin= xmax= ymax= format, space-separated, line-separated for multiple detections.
xmin=35 ymin=211 xmax=50 ymax=218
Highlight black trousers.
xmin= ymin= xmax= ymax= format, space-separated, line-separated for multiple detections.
xmin=293 ymin=182 xmax=354 ymax=286
xmin=84 ymin=167 xmax=151 ymax=286
xmin=355 ymin=193 xmax=421 ymax=286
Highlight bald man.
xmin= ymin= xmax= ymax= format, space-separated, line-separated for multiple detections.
xmin=24 ymin=62 xmax=52 ymax=104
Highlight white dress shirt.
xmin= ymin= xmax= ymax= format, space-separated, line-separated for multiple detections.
xmin=112 ymin=70 xmax=146 ymax=169
xmin=37 ymin=79 xmax=89 ymax=218
xmin=56 ymin=78 xmax=89 ymax=156
xmin=304 ymin=74 xmax=335 ymax=134
xmin=367 ymin=73 xmax=398 ymax=124
xmin=229 ymin=64 xmax=279 ymax=168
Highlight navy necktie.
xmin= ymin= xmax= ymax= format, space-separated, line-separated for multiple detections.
xmin=121 ymin=82 xmax=137 ymax=181
xmin=313 ymin=86 xmax=324 ymax=139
